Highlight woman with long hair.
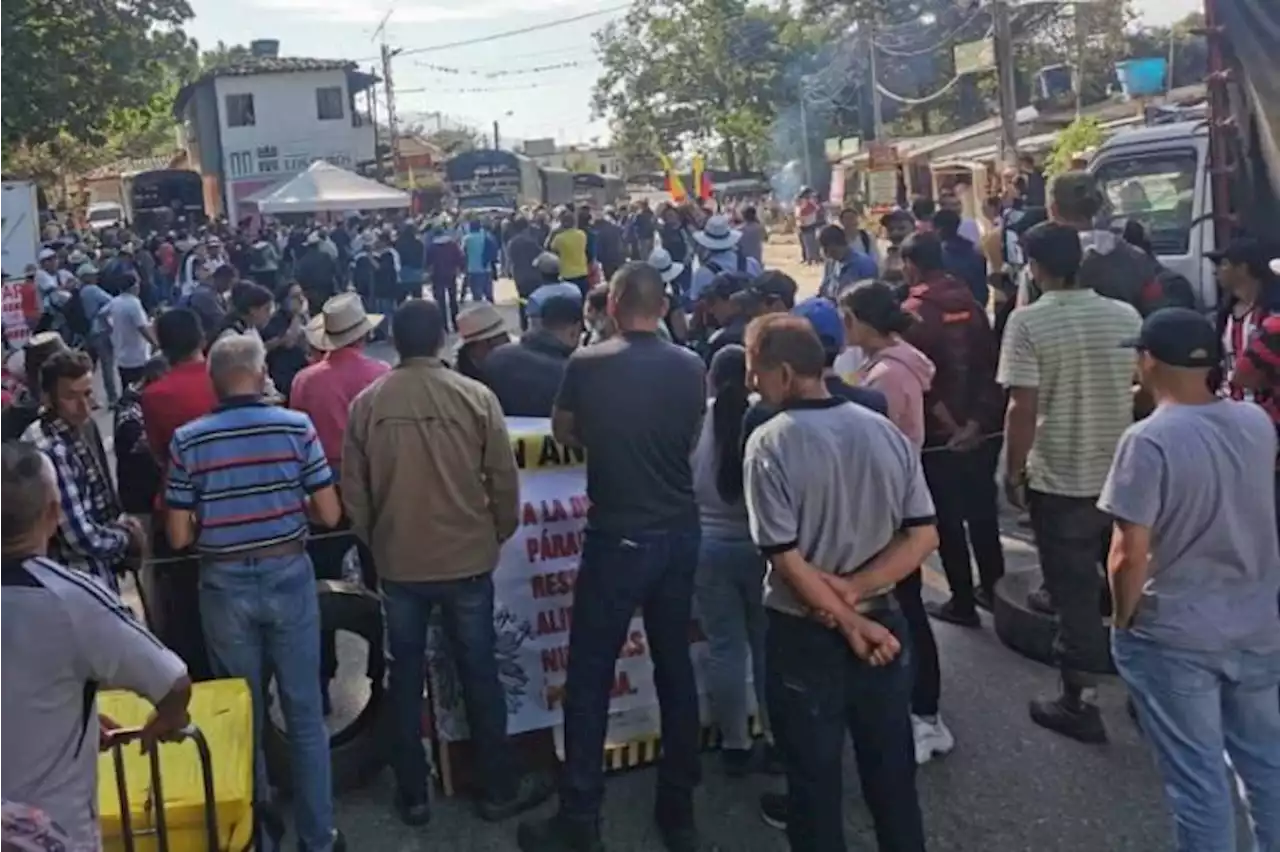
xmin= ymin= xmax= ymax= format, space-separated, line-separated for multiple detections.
xmin=691 ymin=344 xmax=772 ymax=775
xmin=840 ymin=280 xmax=954 ymax=765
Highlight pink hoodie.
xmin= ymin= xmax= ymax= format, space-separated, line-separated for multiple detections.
xmin=856 ymin=340 xmax=936 ymax=448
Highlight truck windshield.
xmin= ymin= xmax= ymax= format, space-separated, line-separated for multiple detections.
xmin=88 ymin=207 xmax=120 ymax=222
xmin=1093 ymin=151 xmax=1196 ymax=255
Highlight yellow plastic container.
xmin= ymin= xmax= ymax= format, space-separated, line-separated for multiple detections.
xmin=98 ymin=679 xmax=255 ymax=852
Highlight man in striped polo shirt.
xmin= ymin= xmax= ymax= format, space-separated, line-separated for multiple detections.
xmin=999 ymin=221 xmax=1142 ymax=744
xmin=165 ymin=334 xmax=345 ymax=852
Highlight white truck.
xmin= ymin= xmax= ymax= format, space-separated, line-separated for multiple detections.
xmin=1 ymin=180 xmax=40 ymax=280
xmin=1087 ymin=0 xmax=1278 ymax=310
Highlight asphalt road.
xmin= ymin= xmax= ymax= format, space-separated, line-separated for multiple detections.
xmin=103 ymin=248 xmax=1192 ymax=851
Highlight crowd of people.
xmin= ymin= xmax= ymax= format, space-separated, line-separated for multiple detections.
xmin=2 ymin=165 xmax=1279 ymax=852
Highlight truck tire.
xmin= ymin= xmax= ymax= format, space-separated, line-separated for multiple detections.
xmin=992 ymin=570 xmax=1116 ymax=675
xmin=264 ymin=580 xmax=387 ymax=794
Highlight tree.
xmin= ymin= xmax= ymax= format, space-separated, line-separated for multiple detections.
xmin=425 ymin=127 xmax=485 ymax=156
xmin=592 ymin=0 xmax=821 ymax=171
xmin=1125 ymin=13 xmax=1208 ymax=91
xmin=1045 ymin=116 xmax=1104 ymax=178
xmin=1 ymin=0 xmax=195 ymax=151
xmin=200 ymin=41 xmax=253 ymax=71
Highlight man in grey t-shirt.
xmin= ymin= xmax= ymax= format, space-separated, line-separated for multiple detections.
xmin=1 ymin=443 xmax=191 ymax=848
xmin=742 ymin=314 xmax=938 ymax=852
xmin=1101 ymin=308 xmax=1280 ymax=852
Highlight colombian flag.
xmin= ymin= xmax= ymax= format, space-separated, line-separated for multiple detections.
xmin=659 ymin=153 xmax=688 ymax=202
xmin=692 ymin=153 xmax=713 ymax=201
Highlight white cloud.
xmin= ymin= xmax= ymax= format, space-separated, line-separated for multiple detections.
xmin=252 ymin=0 xmax=598 ymax=25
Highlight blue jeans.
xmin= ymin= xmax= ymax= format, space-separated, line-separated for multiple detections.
xmin=694 ymin=534 xmax=768 ymax=750
xmin=767 ymin=608 xmax=924 ymax=852
xmin=467 ymin=271 xmax=494 ymax=302
xmin=561 ymin=524 xmax=702 ymax=822
xmin=199 ymin=553 xmax=334 ymax=851
xmin=382 ymin=574 xmax=514 ymax=804
xmin=1113 ymin=630 xmax=1280 ymax=852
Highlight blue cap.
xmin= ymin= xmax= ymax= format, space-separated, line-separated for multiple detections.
xmin=1121 ymin=307 xmax=1219 ymax=368
xmin=527 ymin=282 xmax=583 ymax=318
xmin=792 ymin=297 xmax=845 ymax=353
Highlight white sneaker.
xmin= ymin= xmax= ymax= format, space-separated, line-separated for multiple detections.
xmin=912 ymin=714 xmax=956 ymax=765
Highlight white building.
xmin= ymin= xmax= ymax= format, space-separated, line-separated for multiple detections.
xmin=174 ymin=40 xmax=378 ymax=220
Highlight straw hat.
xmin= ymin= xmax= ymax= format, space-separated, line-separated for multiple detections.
xmin=455 ymin=302 xmax=508 ymax=345
xmin=304 ymin=293 xmax=383 ymax=351
xmin=693 ymin=214 xmax=742 ymax=251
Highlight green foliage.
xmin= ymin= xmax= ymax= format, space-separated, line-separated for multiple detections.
xmin=592 ymin=0 xmax=823 ymax=171
xmin=1 ymin=0 xmax=195 ymax=152
xmin=1046 ymin=116 xmax=1105 ymax=178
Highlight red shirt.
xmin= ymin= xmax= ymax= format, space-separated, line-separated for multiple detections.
xmin=141 ymin=359 xmax=218 ymax=468
xmin=290 ymin=346 xmax=390 ymax=469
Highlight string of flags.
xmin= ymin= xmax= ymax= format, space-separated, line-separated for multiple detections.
xmin=413 ymin=59 xmax=590 ymax=79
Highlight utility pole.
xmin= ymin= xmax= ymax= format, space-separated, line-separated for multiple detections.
xmin=992 ymin=0 xmax=1019 ymax=164
xmin=799 ymin=78 xmax=812 ymax=187
xmin=493 ymin=119 xmax=501 ymax=150
xmin=868 ymin=18 xmax=884 ymax=142
xmin=368 ymin=65 xmax=382 ymax=180
xmin=381 ymin=43 xmax=402 ymax=180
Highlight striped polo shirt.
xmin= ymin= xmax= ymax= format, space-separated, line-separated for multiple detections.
xmin=165 ymin=397 xmax=333 ymax=556
xmin=997 ymin=288 xmax=1142 ymax=497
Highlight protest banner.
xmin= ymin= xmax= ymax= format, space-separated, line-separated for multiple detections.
xmin=425 ymin=417 xmax=754 ymax=766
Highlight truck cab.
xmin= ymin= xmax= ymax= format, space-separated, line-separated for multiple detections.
xmin=1089 ymin=122 xmax=1216 ymax=308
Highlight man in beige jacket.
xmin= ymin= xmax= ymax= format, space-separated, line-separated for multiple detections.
xmin=342 ymin=298 xmax=551 ymax=828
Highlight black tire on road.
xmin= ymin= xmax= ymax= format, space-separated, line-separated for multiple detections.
xmin=992 ymin=569 xmax=1116 ymax=675
xmin=264 ymin=580 xmax=388 ymax=794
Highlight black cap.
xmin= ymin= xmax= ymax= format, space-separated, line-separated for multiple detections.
xmin=749 ymin=271 xmax=798 ymax=308
xmin=1121 ymin=307 xmax=1220 ymax=368
xmin=706 ymin=274 xmax=745 ymax=301
xmin=1205 ymin=237 xmax=1278 ymax=279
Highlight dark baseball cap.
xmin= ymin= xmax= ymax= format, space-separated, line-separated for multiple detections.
xmin=749 ymin=271 xmax=798 ymax=309
xmin=1121 ymin=307 xmax=1220 ymax=368
xmin=1205 ymin=237 xmax=1278 ymax=279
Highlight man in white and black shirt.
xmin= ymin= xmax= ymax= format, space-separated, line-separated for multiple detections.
xmin=1 ymin=442 xmax=191 ymax=849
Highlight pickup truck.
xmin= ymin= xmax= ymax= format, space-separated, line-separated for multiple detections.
xmin=1087 ymin=0 xmax=1278 ymax=310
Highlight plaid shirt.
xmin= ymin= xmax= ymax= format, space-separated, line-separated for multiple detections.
xmin=22 ymin=414 xmax=128 ymax=590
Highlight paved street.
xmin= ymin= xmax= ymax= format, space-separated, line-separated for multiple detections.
xmin=108 ymin=241 xmax=1185 ymax=850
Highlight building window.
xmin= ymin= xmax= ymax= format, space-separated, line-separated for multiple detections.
xmin=316 ymin=87 xmax=344 ymax=121
xmin=225 ymin=93 xmax=255 ymax=127
xmin=325 ymin=153 xmax=351 ymax=168
xmin=256 ymin=145 xmax=279 ymax=173
xmin=228 ymin=150 xmax=254 ymax=177
xmin=283 ymin=153 xmax=311 ymax=172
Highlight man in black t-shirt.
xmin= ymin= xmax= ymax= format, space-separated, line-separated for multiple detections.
xmin=518 ymin=262 xmax=707 ymax=852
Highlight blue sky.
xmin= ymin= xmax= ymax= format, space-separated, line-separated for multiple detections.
xmin=184 ymin=0 xmax=1203 ymax=146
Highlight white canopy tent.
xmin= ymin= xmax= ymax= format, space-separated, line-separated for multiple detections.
xmin=249 ymin=160 xmax=410 ymax=214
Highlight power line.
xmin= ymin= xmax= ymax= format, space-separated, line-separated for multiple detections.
xmin=873 ymin=9 xmax=989 ymax=58
xmin=392 ymin=4 xmax=629 ymax=58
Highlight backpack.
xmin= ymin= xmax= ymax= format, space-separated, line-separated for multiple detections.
xmin=704 ymin=252 xmax=754 ymax=288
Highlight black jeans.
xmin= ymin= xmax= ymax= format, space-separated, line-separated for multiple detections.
xmin=561 ymin=524 xmax=702 ymax=822
xmin=383 ymin=574 xmax=515 ymax=804
xmin=892 ymin=570 xmax=940 ymax=717
xmin=431 ymin=277 xmax=459 ymax=330
xmin=117 ymin=365 xmax=147 ymax=393
xmin=1028 ymin=490 xmax=1111 ymax=690
xmin=767 ymin=608 xmax=925 ymax=852
xmin=921 ymin=437 xmax=1005 ymax=611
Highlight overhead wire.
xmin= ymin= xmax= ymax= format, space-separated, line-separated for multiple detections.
xmin=873 ymin=8 xmax=990 ymax=58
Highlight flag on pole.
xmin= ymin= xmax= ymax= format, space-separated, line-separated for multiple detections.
xmin=692 ymin=153 xmax=713 ymax=201
xmin=659 ymin=153 xmax=688 ymax=202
